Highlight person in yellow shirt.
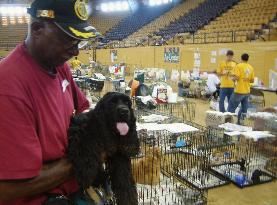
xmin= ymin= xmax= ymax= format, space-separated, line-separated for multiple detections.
xmin=217 ymin=50 xmax=237 ymax=112
xmin=71 ymin=56 xmax=82 ymax=70
xmin=130 ymin=78 xmax=140 ymax=97
xmin=227 ymin=53 xmax=255 ymax=124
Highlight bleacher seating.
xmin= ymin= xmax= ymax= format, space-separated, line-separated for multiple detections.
xmin=105 ymin=4 xmax=173 ymax=41
xmin=0 ymin=11 xmax=127 ymax=48
xmin=0 ymin=24 xmax=27 ymax=49
xmin=90 ymin=11 xmax=130 ymax=35
xmin=1 ymin=0 xmax=276 ymax=49
xmin=273 ymin=15 xmax=277 ymax=23
xmin=124 ymin=0 xmax=204 ymax=42
xmin=196 ymin=0 xmax=277 ymax=42
xmin=155 ymin=0 xmax=240 ymax=39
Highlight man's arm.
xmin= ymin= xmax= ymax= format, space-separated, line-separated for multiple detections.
xmin=230 ymin=65 xmax=240 ymax=81
xmin=0 ymin=158 xmax=73 ymax=202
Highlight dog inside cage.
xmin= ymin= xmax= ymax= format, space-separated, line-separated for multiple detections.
xmin=132 ymin=129 xmax=209 ymax=205
xmin=210 ymin=135 xmax=276 ymax=188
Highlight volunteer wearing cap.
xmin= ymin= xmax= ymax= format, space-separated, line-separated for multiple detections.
xmin=0 ymin=0 xmax=98 ymax=204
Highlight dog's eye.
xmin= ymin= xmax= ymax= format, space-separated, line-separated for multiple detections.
xmin=110 ymin=99 xmax=118 ymax=104
xmin=124 ymin=100 xmax=131 ymax=107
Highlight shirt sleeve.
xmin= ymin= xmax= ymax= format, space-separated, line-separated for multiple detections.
xmin=233 ymin=65 xmax=240 ymax=78
xmin=0 ymin=95 xmax=42 ymax=180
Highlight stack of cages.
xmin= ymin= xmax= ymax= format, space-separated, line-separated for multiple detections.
xmin=73 ymin=77 xmax=109 ymax=104
xmin=102 ymin=80 xmax=114 ymax=95
xmin=209 ymin=120 xmax=277 ymax=188
xmin=132 ymin=108 xmax=228 ymax=205
xmin=172 ymin=125 xmax=230 ymax=191
xmin=155 ymin=101 xmax=196 ymax=122
xmin=203 ymin=125 xmax=239 ymax=167
xmin=205 ymin=111 xmax=234 ymax=128
xmin=245 ymin=112 xmax=277 ymax=136
xmin=133 ymin=129 xmax=208 ymax=205
xmin=73 ymin=76 xmax=90 ymax=96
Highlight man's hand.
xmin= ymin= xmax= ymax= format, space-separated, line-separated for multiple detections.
xmin=0 ymin=158 xmax=74 ymax=203
xmin=222 ymin=70 xmax=229 ymax=75
xmin=217 ymin=70 xmax=229 ymax=77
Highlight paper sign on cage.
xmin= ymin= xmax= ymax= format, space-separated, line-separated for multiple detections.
xmin=156 ymin=88 xmax=168 ymax=103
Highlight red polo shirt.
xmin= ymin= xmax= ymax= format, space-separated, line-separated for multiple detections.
xmin=0 ymin=44 xmax=89 ymax=204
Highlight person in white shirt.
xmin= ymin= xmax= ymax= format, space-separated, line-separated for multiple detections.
xmin=205 ymin=71 xmax=221 ymax=99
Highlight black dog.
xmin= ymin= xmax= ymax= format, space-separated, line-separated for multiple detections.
xmin=238 ymin=158 xmax=246 ymax=172
xmin=67 ymin=92 xmax=140 ymax=205
xmin=251 ymin=169 xmax=263 ymax=184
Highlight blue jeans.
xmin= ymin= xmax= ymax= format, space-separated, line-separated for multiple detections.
xmin=227 ymin=93 xmax=249 ymax=124
xmin=219 ymin=88 xmax=234 ymax=112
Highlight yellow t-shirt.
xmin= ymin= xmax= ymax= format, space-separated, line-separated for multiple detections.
xmin=217 ymin=61 xmax=237 ymax=88
xmin=234 ymin=63 xmax=255 ymax=94
xmin=71 ymin=59 xmax=82 ymax=70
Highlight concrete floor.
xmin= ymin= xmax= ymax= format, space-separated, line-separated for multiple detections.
xmin=192 ymin=99 xmax=277 ymax=205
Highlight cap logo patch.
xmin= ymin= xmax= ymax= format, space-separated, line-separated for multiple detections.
xmin=74 ymin=0 xmax=89 ymax=21
xmin=36 ymin=10 xmax=55 ymax=18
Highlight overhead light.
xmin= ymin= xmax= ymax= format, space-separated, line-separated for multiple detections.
xmin=108 ymin=2 xmax=114 ymax=12
xmin=156 ymin=0 xmax=162 ymax=5
xmin=14 ymin=7 xmax=24 ymax=16
xmin=149 ymin=0 xmax=155 ymax=6
xmin=149 ymin=0 xmax=172 ymax=6
xmin=0 ymin=6 xmax=27 ymax=16
xmin=0 ymin=6 xmax=8 ymax=15
xmin=100 ymin=1 xmax=129 ymax=12
xmin=100 ymin=3 xmax=108 ymax=12
xmin=7 ymin=7 xmax=15 ymax=15
xmin=122 ymin=1 xmax=129 ymax=10
xmin=115 ymin=2 xmax=122 ymax=11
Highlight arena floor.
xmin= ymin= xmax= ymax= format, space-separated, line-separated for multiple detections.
xmin=193 ymin=99 xmax=277 ymax=205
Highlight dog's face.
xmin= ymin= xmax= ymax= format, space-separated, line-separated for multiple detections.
xmin=95 ymin=92 xmax=133 ymax=136
xmin=94 ymin=92 xmax=139 ymax=157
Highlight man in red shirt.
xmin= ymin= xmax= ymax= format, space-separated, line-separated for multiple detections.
xmin=0 ymin=0 xmax=99 ymax=204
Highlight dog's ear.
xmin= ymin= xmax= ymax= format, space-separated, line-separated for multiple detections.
xmin=94 ymin=92 xmax=115 ymax=113
xmin=67 ymin=123 xmax=102 ymax=190
xmin=107 ymin=154 xmax=138 ymax=205
xmin=68 ymin=138 xmax=102 ymax=189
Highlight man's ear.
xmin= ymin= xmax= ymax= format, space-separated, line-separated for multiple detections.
xmin=30 ymin=21 xmax=45 ymax=39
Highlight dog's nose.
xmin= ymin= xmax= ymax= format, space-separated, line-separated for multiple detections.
xmin=119 ymin=108 xmax=129 ymax=116
xmin=117 ymin=106 xmax=130 ymax=117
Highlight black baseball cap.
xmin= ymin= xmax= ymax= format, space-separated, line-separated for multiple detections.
xmin=27 ymin=0 xmax=100 ymax=40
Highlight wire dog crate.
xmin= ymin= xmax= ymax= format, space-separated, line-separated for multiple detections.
xmin=154 ymin=101 xmax=196 ymax=122
xmin=133 ymin=129 xmax=208 ymax=205
xmin=210 ymin=132 xmax=277 ymax=188
xmin=132 ymin=108 xmax=234 ymax=204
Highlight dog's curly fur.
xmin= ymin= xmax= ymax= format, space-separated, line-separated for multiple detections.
xmin=67 ymin=92 xmax=140 ymax=205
